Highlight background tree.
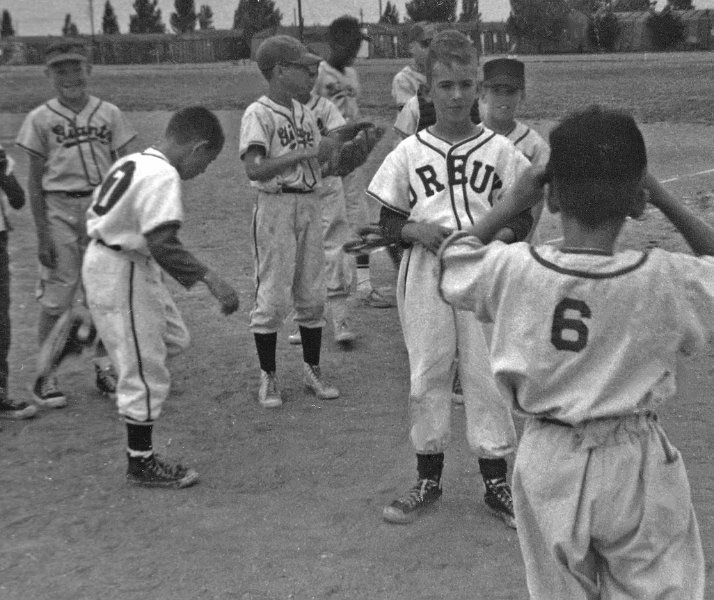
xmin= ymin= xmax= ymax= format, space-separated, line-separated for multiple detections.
xmin=611 ymin=0 xmax=653 ymax=11
xmin=129 ymin=0 xmax=166 ymax=34
xmin=102 ymin=1 xmax=120 ymax=34
xmin=379 ymin=1 xmax=400 ymax=24
xmin=1 ymin=9 xmax=15 ymax=38
xmin=198 ymin=5 xmax=215 ymax=29
xmin=588 ymin=7 xmax=620 ymax=49
xmin=170 ymin=0 xmax=197 ymax=34
xmin=667 ymin=0 xmax=694 ymax=8
xmin=459 ymin=0 xmax=480 ymax=21
xmin=405 ymin=0 xmax=457 ymax=22
xmin=648 ymin=8 xmax=685 ymax=48
xmin=62 ymin=14 xmax=79 ymax=36
xmin=233 ymin=0 xmax=282 ymax=48
xmin=507 ymin=0 xmax=570 ymax=44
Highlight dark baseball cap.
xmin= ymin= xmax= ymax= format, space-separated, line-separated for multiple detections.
xmin=256 ymin=35 xmax=322 ymax=72
xmin=45 ymin=40 xmax=89 ymax=65
xmin=408 ymin=22 xmax=438 ymax=45
xmin=482 ymin=58 xmax=524 ymax=89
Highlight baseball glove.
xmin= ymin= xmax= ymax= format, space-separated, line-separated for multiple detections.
xmin=333 ymin=125 xmax=384 ymax=177
xmin=36 ymin=307 xmax=97 ymax=377
xmin=343 ymin=225 xmax=394 ymax=256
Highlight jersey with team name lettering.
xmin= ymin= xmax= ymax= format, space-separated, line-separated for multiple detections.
xmin=16 ymin=96 xmax=136 ymax=192
xmin=239 ymin=95 xmax=323 ymax=193
xmin=367 ymin=126 xmax=530 ymax=230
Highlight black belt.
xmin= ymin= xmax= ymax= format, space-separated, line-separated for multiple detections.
xmin=96 ymin=238 xmax=122 ymax=252
xmin=47 ymin=190 xmax=94 ymax=198
xmin=280 ymin=186 xmax=312 ymax=195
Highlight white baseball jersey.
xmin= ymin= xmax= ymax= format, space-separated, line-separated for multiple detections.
xmin=304 ymin=93 xmax=346 ymax=137
xmin=239 ymin=96 xmax=323 ymax=193
xmin=440 ymin=238 xmax=714 ymax=424
xmin=393 ymin=95 xmax=420 ymax=139
xmin=312 ymin=61 xmax=361 ymax=122
xmin=0 ymin=144 xmax=16 ymax=233
xmin=391 ymin=65 xmax=425 ymax=109
xmin=502 ymin=121 xmax=550 ymax=168
xmin=16 ymin=96 xmax=136 ymax=192
xmin=368 ymin=126 xmax=530 ymax=229
xmin=86 ymin=148 xmax=183 ymax=254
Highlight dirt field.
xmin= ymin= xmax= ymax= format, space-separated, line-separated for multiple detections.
xmin=1 ymin=56 xmax=713 ymax=600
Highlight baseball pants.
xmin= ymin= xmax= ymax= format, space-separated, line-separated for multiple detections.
xmin=397 ymin=244 xmax=516 ymax=458
xmin=514 ymin=414 xmax=704 ymax=600
xmin=37 ymin=192 xmax=93 ymax=315
xmin=83 ymin=242 xmax=190 ymax=422
xmin=320 ymin=176 xmax=356 ymax=300
xmin=250 ymin=190 xmax=326 ymax=333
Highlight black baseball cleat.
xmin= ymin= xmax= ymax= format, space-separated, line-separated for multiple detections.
xmin=382 ymin=478 xmax=442 ymax=524
xmin=483 ymin=477 xmax=516 ymax=529
xmin=126 ymin=454 xmax=199 ymax=489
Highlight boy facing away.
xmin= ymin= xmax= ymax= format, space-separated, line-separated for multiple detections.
xmin=367 ymin=30 xmax=533 ymax=527
xmin=439 ymin=105 xmax=710 ymax=599
xmin=82 ymin=107 xmax=239 ymax=488
xmin=15 ymin=40 xmax=137 ymax=408
xmin=240 ymin=35 xmax=342 ymax=409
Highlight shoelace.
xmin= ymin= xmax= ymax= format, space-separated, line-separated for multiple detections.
xmin=147 ymin=455 xmax=185 ymax=478
xmin=487 ymin=479 xmax=513 ymax=507
xmin=398 ymin=480 xmax=436 ymax=508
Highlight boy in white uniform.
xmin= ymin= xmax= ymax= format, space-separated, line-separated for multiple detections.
xmin=368 ymin=31 xmax=533 ymax=527
xmin=83 ymin=107 xmax=239 ymax=488
xmin=439 ymin=105 xmax=709 ymax=599
xmin=390 ymin=22 xmax=436 ymax=112
xmin=16 ymin=40 xmax=136 ymax=407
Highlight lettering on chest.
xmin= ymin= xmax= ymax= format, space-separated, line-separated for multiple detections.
xmin=51 ymin=122 xmax=112 ymax=148
xmin=414 ymin=157 xmax=503 ymax=200
xmin=277 ymin=124 xmax=315 ymax=150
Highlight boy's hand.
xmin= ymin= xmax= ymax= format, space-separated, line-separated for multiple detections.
xmin=203 ymin=270 xmax=240 ymax=315
xmin=37 ymin=231 xmax=57 ymax=269
xmin=401 ymin=222 xmax=453 ymax=254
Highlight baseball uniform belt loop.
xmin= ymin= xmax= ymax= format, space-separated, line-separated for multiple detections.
xmin=279 ymin=186 xmax=312 ymax=194
xmin=96 ymin=238 xmax=123 ymax=252
xmin=47 ymin=190 xmax=94 ymax=198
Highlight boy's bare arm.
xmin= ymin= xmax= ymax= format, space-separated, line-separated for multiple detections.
xmin=646 ymin=173 xmax=714 ymax=257
xmin=243 ymin=138 xmax=338 ymax=182
xmin=401 ymin=221 xmax=453 ymax=254
xmin=27 ymin=154 xmax=56 ymax=268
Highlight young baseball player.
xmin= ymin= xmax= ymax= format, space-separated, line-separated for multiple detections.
xmin=478 ymin=58 xmax=549 ymax=241
xmin=240 ymin=35 xmax=342 ymax=409
xmin=15 ymin=40 xmax=137 ymax=408
xmin=368 ymin=30 xmax=533 ymax=527
xmin=390 ymin=22 xmax=436 ymax=112
xmin=313 ymin=15 xmax=393 ymax=309
xmin=438 ymin=105 xmax=710 ymax=599
xmin=0 ymin=145 xmax=38 ymax=421
xmin=82 ymin=106 xmax=239 ymax=488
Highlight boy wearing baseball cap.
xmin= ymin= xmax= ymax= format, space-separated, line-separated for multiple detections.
xmin=479 ymin=58 xmax=549 ymax=240
xmin=390 ymin=22 xmax=437 ymax=112
xmin=439 ymin=105 xmax=709 ymax=599
xmin=16 ymin=39 xmax=136 ymax=408
xmin=240 ymin=35 xmax=342 ymax=408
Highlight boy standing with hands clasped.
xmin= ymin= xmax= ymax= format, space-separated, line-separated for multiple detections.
xmin=439 ymin=106 xmax=709 ymax=599
xmin=368 ymin=30 xmax=533 ymax=527
xmin=240 ymin=35 xmax=341 ymax=409
xmin=16 ymin=40 xmax=136 ymax=408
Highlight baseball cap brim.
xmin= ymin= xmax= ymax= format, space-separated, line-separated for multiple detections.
xmin=482 ymin=74 xmax=523 ymax=88
xmin=46 ymin=52 xmax=88 ymax=65
xmin=294 ymin=51 xmax=323 ymax=65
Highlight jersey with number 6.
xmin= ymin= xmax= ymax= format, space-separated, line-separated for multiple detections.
xmin=86 ymin=148 xmax=182 ymax=254
xmin=440 ymin=238 xmax=714 ymax=424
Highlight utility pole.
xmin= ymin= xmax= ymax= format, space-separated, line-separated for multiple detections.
xmin=88 ymin=0 xmax=95 ymax=38
xmin=297 ymin=0 xmax=304 ymax=41
xmin=378 ymin=0 xmax=382 ymax=21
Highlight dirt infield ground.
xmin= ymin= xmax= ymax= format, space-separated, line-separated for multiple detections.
xmin=1 ymin=56 xmax=713 ymax=599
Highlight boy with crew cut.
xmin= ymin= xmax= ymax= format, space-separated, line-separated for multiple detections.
xmin=368 ymin=30 xmax=533 ymax=527
xmin=16 ymin=40 xmax=137 ymax=408
xmin=439 ymin=105 xmax=710 ymax=599
xmin=82 ymin=106 xmax=239 ymax=488
xmin=240 ymin=35 xmax=342 ymax=409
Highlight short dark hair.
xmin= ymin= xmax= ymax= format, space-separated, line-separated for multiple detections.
xmin=548 ymin=105 xmax=647 ymax=226
xmin=425 ymin=30 xmax=478 ymax=87
xmin=165 ymin=106 xmax=224 ymax=151
xmin=328 ymin=15 xmax=362 ymax=45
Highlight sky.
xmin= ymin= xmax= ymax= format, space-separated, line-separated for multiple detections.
xmin=3 ymin=0 xmax=708 ymax=37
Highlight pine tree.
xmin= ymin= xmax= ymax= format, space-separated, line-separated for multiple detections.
xmin=233 ymin=0 xmax=282 ymax=43
xmin=198 ymin=5 xmax=215 ymax=30
xmin=379 ymin=1 xmax=400 ymax=24
xmin=459 ymin=0 xmax=479 ymax=21
xmin=102 ymin=1 xmax=120 ymax=34
xmin=62 ymin=13 xmax=79 ymax=36
xmin=1 ymin=9 xmax=15 ymax=38
xmin=170 ymin=0 xmax=197 ymax=33
xmin=405 ymin=0 xmax=456 ymax=23
xmin=129 ymin=0 xmax=166 ymax=34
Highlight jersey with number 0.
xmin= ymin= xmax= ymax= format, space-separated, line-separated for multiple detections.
xmin=16 ymin=96 xmax=136 ymax=192
xmin=239 ymin=96 xmax=323 ymax=193
xmin=440 ymin=239 xmax=714 ymax=424
xmin=86 ymin=148 xmax=182 ymax=255
xmin=367 ymin=127 xmax=530 ymax=229
xmin=312 ymin=61 xmax=361 ymax=122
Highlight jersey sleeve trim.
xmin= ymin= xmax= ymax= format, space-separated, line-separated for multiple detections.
xmin=15 ymin=143 xmax=46 ymax=159
xmin=366 ymin=189 xmax=410 ymax=217
xmin=512 ymin=127 xmax=531 ymax=146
